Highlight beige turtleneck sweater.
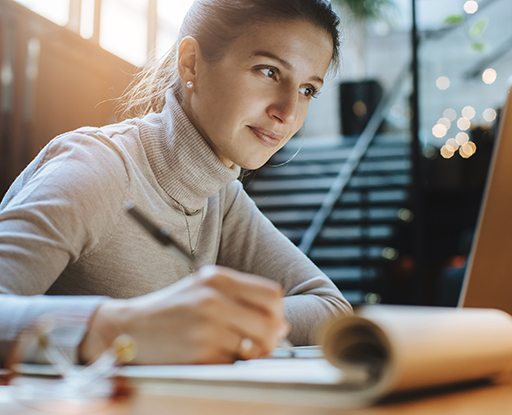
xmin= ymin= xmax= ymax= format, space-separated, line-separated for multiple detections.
xmin=0 ymin=91 xmax=352 ymax=357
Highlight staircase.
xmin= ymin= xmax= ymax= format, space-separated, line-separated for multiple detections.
xmin=244 ymin=131 xmax=414 ymax=305
xmin=244 ymin=0 xmax=512 ymax=307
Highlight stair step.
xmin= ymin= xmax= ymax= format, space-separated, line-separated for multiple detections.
xmin=310 ymin=245 xmax=387 ymax=261
xmin=252 ymin=192 xmax=326 ymax=208
xmin=350 ymin=174 xmax=410 ymax=188
xmin=330 ymin=207 xmax=405 ymax=222
xmin=280 ymin=133 xmax=409 ymax=153
xmin=249 ymin=177 xmax=336 ymax=193
xmin=252 ymin=189 xmax=408 ymax=208
xmin=320 ymin=266 xmax=378 ymax=282
xmin=256 ymin=159 xmax=410 ymax=178
xmin=263 ymin=210 xmax=317 ymax=224
xmin=248 ymin=174 xmax=410 ymax=193
xmin=279 ymin=225 xmax=396 ymax=245
xmin=257 ymin=163 xmax=344 ymax=177
xmin=338 ymin=290 xmax=365 ymax=305
xmin=257 ymin=158 xmax=411 ymax=178
xmin=320 ymin=225 xmax=395 ymax=241
xmin=279 ymin=228 xmax=306 ymax=242
xmin=358 ymin=160 xmax=411 ymax=173
xmin=262 ymin=207 xmax=408 ymax=226
xmin=271 ymin=145 xmax=410 ymax=164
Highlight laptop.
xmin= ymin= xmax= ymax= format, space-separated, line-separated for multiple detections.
xmin=459 ymin=87 xmax=512 ymax=314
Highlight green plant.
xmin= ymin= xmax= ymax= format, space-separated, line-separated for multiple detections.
xmin=443 ymin=13 xmax=489 ymax=53
xmin=333 ymin=0 xmax=396 ymax=22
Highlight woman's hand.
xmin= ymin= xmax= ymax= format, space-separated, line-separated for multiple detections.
xmin=80 ymin=265 xmax=289 ymax=364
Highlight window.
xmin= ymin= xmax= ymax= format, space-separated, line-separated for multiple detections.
xmin=14 ymin=0 xmax=194 ymax=67
xmin=100 ymin=0 xmax=148 ymax=66
xmin=14 ymin=0 xmax=70 ymax=26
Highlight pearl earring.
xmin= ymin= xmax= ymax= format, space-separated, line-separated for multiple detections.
xmin=186 ymin=81 xmax=194 ymax=89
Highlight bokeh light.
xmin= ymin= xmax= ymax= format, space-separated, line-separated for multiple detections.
xmin=433 ymin=124 xmax=448 ymax=138
xmin=456 ymin=132 xmax=470 ymax=145
xmin=463 ymin=0 xmax=479 ymax=14
xmin=445 ymin=138 xmax=459 ymax=152
xmin=440 ymin=145 xmax=455 ymax=159
xmin=483 ymin=68 xmax=497 ymax=84
xmin=483 ymin=108 xmax=497 ymax=122
xmin=443 ymin=108 xmax=457 ymax=122
xmin=437 ymin=117 xmax=452 ymax=129
xmin=460 ymin=141 xmax=477 ymax=158
xmin=436 ymin=76 xmax=450 ymax=90
xmin=457 ymin=117 xmax=471 ymax=131
xmin=462 ymin=106 xmax=476 ymax=120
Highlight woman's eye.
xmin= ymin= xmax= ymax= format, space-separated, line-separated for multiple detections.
xmin=300 ymin=87 xmax=319 ymax=99
xmin=260 ymin=68 xmax=278 ymax=79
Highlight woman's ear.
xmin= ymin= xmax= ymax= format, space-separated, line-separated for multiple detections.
xmin=177 ymin=36 xmax=201 ymax=84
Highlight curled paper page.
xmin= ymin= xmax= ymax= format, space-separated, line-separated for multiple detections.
xmin=320 ymin=305 xmax=512 ymax=404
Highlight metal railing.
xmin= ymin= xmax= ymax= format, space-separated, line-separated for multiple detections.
xmin=298 ymin=0 xmax=508 ymax=256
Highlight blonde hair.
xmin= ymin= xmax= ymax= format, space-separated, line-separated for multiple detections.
xmin=116 ymin=43 xmax=180 ymax=119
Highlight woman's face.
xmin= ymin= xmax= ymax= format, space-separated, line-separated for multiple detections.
xmin=182 ymin=19 xmax=333 ymax=170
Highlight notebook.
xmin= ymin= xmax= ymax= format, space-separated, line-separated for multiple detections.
xmin=459 ymin=87 xmax=512 ymax=314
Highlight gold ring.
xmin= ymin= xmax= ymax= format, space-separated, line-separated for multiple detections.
xmin=237 ymin=337 xmax=254 ymax=360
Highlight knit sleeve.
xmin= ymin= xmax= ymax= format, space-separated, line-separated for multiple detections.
xmin=217 ymin=180 xmax=353 ymax=346
xmin=0 ymin=294 xmax=105 ymax=368
xmin=0 ymin=129 xmax=129 ymax=295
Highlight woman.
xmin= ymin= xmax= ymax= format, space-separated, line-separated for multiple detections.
xmin=0 ymin=0 xmax=352 ymax=365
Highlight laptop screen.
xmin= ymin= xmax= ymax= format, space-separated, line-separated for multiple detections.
xmin=459 ymin=88 xmax=512 ymax=314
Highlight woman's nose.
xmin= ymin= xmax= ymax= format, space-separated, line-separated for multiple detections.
xmin=267 ymin=88 xmax=298 ymax=125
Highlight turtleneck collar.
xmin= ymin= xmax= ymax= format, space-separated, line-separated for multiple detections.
xmin=138 ymin=90 xmax=241 ymax=212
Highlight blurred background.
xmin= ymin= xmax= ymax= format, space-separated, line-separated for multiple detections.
xmin=1 ymin=0 xmax=511 ymax=307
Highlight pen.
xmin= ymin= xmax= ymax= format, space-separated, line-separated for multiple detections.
xmin=125 ymin=202 xmax=295 ymax=358
xmin=126 ymin=201 xmax=199 ymax=271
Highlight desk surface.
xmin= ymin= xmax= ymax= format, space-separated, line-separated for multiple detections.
xmin=2 ymin=379 xmax=512 ymax=414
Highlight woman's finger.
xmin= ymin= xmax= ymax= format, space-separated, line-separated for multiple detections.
xmin=196 ymin=265 xmax=285 ymax=319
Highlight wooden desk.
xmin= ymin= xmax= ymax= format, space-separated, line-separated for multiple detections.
xmin=1 ymin=379 xmax=512 ymax=414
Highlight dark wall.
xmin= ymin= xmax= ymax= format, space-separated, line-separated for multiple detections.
xmin=0 ymin=0 xmax=136 ymax=197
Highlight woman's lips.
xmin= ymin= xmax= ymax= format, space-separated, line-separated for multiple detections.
xmin=249 ymin=126 xmax=283 ymax=147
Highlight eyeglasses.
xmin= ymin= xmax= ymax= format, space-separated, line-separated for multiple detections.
xmin=6 ymin=313 xmax=136 ymax=413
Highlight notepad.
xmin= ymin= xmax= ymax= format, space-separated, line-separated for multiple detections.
xmin=119 ymin=305 xmax=512 ymax=408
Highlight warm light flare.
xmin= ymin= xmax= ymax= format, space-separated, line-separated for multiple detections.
xmin=440 ymin=145 xmax=455 ymax=159
xmin=460 ymin=141 xmax=477 ymax=158
xmin=433 ymin=124 xmax=448 ymax=138
xmin=445 ymin=138 xmax=459 ymax=152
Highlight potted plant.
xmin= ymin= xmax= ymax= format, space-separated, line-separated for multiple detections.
xmin=331 ymin=0 xmax=396 ymax=136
